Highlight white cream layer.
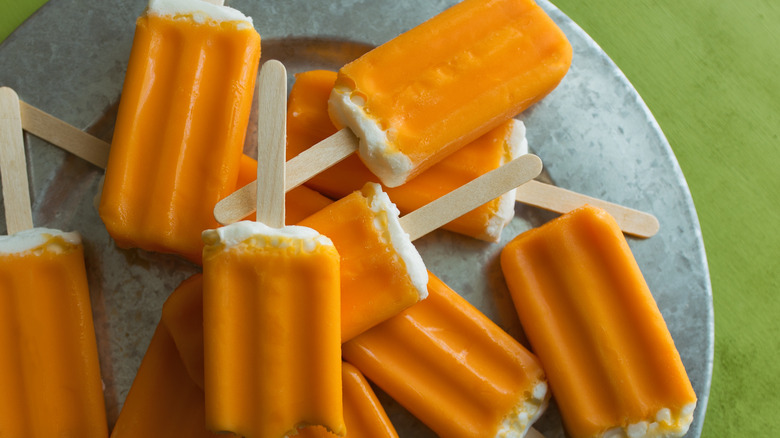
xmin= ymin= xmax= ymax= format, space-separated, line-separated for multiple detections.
xmin=362 ymin=183 xmax=428 ymax=299
xmin=495 ymin=381 xmax=549 ymax=438
xmin=483 ymin=119 xmax=528 ymax=242
xmin=601 ymin=402 xmax=697 ymax=438
xmin=147 ymin=0 xmax=254 ymax=27
xmin=202 ymin=221 xmax=334 ymax=253
xmin=328 ymin=85 xmax=413 ymax=188
xmin=0 ymin=227 xmax=81 ymax=254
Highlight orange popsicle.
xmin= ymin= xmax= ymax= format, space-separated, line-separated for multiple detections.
xmin=500 ymin=205 xmax=697 ymax=438
xmin=99 ymin=0 xmax=261 ymax=263
xmin=328 ymin=0 xmax=571 ymax=186
xmin=297 ymin=182 xmax=428 ymax=342
xmin=288 ymin=69 xmax=526 ymax=242
xmin=202 ymin=60 xmax=345 ymax=438
xmin=0 ymin=87 xmax=107 ymax=437
xmin=343 ymin=273 xmax=549 ymax=438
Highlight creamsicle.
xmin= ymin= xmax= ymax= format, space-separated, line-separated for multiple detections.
xmin=328 ymin=0 xmax=571 ymax=186
xmin=202 ymin=60 xmax=345 ymax=437
xmin=343 ymin=273 xmax=549 ymax=438
xmin=500 ymin=205 xmax=697 ymax=438
xmin=99 ymin=0 xmax=261 ymax=263
xmin=297 ymin=182 xmax=428 ymax=342
xmin=0 ymin=87 xmax=107 ymax=437
xmin=289 ymin=70 xmax=526 ymax=242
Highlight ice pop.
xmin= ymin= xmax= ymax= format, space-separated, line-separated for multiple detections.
xmin=295 ymin=151 xmax=542 ymax=341
xmin=98 ymin=0 xmax=261 ymax=263
xmin=328 ymin=0 xmax=572 ymax=187
xmin=500 ymin=205 xmax=697 ymax=438
xmin=288 ymin=69 xmax=525 ymax=242
xmin=202 ymin=61 xmax=345 ymax=437
xmin=342 ymin=273 xmax=549 ymax=438
xmin=0 ymin=87 xmax=107 ymax=437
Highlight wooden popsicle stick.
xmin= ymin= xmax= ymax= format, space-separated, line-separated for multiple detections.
xmin=0 ymin=87 xmax=34 ymax=234
xmin=400 ymin=154 xmax=543 ymax=242
xmin=214 ymin=129 xmax=358 ymax=225
xmin=254 ymin=60 xmax=287 ymax=228
xmin=526 ymin=427 xmax=546 ymax=438
xmin=18 ymin=100 xmax=109 ymax=169
xmin=516 ymin=180 xmax=660 ymax=238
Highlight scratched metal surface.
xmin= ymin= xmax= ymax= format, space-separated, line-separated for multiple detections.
xmin=0 ymin=0 xmax=711 ymax=436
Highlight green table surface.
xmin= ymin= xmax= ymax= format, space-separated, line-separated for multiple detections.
xmin=2 ymin=0 xmax=778 ymax=435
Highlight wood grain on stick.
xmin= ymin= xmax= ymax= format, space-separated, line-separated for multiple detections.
xmin=516 ymin=180 xmax=660 ymax=238
xmin=254 ymin=60 xmax=287 ymax=228
xmin=400 ymin=154 xmax=543 ymax=242
xmin=18 ymin=100 xmax=110 ymax=169
xmin=0 ymin=87 xmax=34 ymax=234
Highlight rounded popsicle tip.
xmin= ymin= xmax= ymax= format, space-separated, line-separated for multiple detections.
xmin=0 ymin=86 xmax=20 ymax=101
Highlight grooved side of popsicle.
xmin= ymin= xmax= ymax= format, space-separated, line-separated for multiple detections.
xmin=500 ymin=205 xmax=696 ymax=438
xmin=0 ymin=233 xmax=107 ymax=437
xmin=99 ymin=7 xmax=261 ymax=263
xmin=288 ymin=70 xmax=525 ymax=242
xmin=297 ymin=183 xmax=428 ymax=342
xmin=329 ymin=0 xmax=572 ymax=187
xmin=202 ymin=225 xmax=344 ymax=438
xmin=343 ymin=273 xmax=548 ymax=438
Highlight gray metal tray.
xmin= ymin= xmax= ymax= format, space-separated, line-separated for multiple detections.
xmin=0 ymin=0 xmax=712 ymax=436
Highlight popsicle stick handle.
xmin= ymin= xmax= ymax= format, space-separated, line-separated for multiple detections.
xmin=255 ymin=60 xmax=287 ymax=228
xmin=400 ymin=154 xmax=543 ymax=242
xmin=214 ymin=128 xmax=358 ymax=225
xmin=516 ymin=180 xmax=660 ymax=238
xmin=18 ymin=100 xmax=109 ymax=169
xmin=0 ymin=87 xmax=34 ymax=234
xmin=526 ymin=427 xmax=546 ymax=438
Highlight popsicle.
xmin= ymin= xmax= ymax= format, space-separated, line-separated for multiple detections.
xmin=217 ymin=69 xmax=658 ymax=238
xmin=295 ymin=151 xmax=542 ymax=342
xmin=201 ymin=60 xmax=345 ymax=437
xmin=342 ymin=273 xmax=549 ymax=438
xmin=329 ymin=0 xmax=572 ymax=187
xmin=98 ymin=0 xmax=262 ymax=263
xmin=0 ymin=87 xmax=108 ymax=437
xmin=500 ymin=205 xmax=697 ymax=438
xmin=288 ymin=69 xmax=525 ymax=242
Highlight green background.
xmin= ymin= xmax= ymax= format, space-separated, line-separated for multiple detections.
xmin=2 ymin=0 xmax=778 ymax=435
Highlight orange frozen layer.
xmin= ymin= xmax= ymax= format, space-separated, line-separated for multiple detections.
xmin=289 ymin=70 xmax=524 ymax=242
xmin=296 ymin=363 xmax=399 ymax=438
xmin=99 ymin=1 xmax=261 ymax=263
xmin=343 ymin=273 xmax=548 ymax=438
xmin=328 ymin=0 xmax=571 ymax=187
xmin=297 ymin=183 xmax=428 ymax=342
xmin=0 ymin=230 xmax=107 ymax=437
xmin=202 ymin=223 xmax=344 ymax=438
xmin=500 ymin=205 xmax=697 ymax=438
